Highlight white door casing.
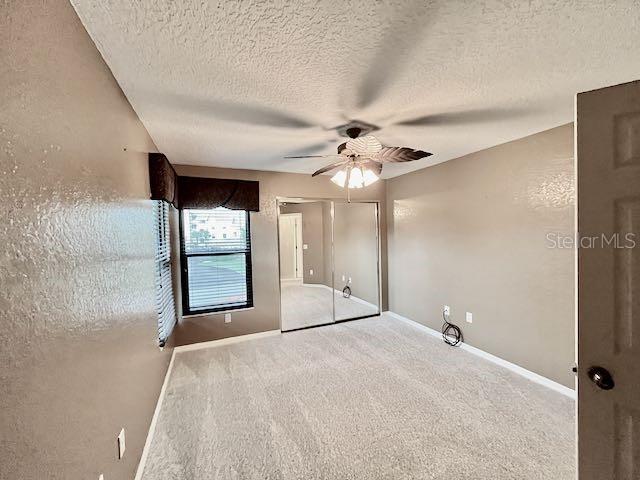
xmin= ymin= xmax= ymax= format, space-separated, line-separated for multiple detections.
xmin=577 ymin=80 xmax=640 ymax=480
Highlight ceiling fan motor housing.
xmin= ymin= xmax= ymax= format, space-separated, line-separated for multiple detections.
xmin=336 ymin=120 xmax=379 ymax=138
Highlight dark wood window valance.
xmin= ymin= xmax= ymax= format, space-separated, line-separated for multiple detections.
xmin=178 ymin=176 xmax=259 ymax=211
xmin=149 ymin=153 xmax=178 ymax=207
xmin=148 ymin=153 xmax=259 ymax=212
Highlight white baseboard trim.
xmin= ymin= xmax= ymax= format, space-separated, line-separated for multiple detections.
xmin=302 ymin=282 xmax=332 ymax=290
xmin=384 ymin=311 xmax=576 ymax=400
xmin=384 ymin=311 xmax=442 ymax=340
xmin=134 ymin=349 xmax=176 ymax=480
xmin=174 ymin=329 xmax=282 ymax=354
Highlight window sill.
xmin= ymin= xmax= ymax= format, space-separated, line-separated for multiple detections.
xmin=182 ymin=306 xmax=255 ymax=319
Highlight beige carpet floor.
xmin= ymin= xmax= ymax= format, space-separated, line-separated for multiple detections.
xmin=141 ymin=314 xmax=575 ymax=480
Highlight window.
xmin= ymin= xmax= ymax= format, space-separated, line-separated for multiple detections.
xmin=180 ymin=207 xmax=253 ymax=314
xmin=153 ymin=200 xmax=177 ymax=346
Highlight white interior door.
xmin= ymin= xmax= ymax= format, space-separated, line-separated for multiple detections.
xmin=577 ymin=80 xmax=640 ymax=479
xmin=279 ymin=213 xmax=302 ymax=280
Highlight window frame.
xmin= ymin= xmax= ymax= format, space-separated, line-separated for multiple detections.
xmin=179 ymin=207 xmax=254 ymax=316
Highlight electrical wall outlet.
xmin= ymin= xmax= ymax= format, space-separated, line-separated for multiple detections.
xmin=466 ymin=312 xmax=473 ymax=323
xmin=224 ymin=313 xmax=231 ymax=324
xmin=309 ymin=269 xmax=314 ymax=275
xmin=117 ymin=428 xmax=126 ymax=459
xmin=443 ymin=305 xmax=450 ymax=316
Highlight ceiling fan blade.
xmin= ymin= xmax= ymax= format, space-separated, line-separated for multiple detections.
xmin=211 ymin=100 xmax=317 ymax=128
xmin=355 ymin=3 xmax=439 ymax=110
xmin=284 ymin=154 xmax=344 ymax=159
xmin=283 ymin=141 xmax=333 ymax=158
xmin=390 ymin=107 xmax=535 ymax=127
xmin=312 ymin=159 xmax=350 ymax=177
xmin=161 ymin=92 xmax=317 ymax=129
xmin=373 ymin=146 xmax=432 ymax=162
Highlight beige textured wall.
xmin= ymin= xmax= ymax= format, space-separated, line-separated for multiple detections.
xmin=386 ymin=124 xmax=575 ymax=387
xmin=0 ymin=1 xmax=171 ymax=479
xmin=172 ymin=165 xmax=387 ymax=345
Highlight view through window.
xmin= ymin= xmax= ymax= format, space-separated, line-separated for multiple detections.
xmin=181 ymin=207 xmax=253 ymax=314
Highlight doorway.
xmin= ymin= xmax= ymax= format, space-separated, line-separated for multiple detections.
xmin=277 ymin=198 xmax=381 ymax=331
xmin=278 ymin=213 xmax=303 ymax=282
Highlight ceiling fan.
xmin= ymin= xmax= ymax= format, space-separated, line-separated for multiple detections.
xmin=284 ymin=126 xmax=432 ymax=189
xmin=162 ymin=2 xmax=528 ymax=185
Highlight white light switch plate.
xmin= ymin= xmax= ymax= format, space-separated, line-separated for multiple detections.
xmin=117 ymin=428 xmax=125 ymax=459
xmin=303 ymin=244 xmax=308 ymax=250
xmin=309 ymin=269 xmax=314 ymax=275
xmin=466 ymin=312 xmax=473 ymax=323
xmin=224 ymin=313 xmax=231 ymax=323
xmin=348 ymin=277 xmax=352 ymax=284
xmin=99 ymin=475 xmax=104 ymax=480
xmin=341 ymin=275 xmax=345 ymax=282
xmin=443 ymin=305 xmax=450 ymax=316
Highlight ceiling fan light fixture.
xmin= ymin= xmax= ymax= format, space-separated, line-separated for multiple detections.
xmin=348 ymin=166 xmax=365 ymax=189
xmin=330 ymin=169 xmax=348 ymax=187
xmin=362 ymin=168 xmax=379 ymax=186
xmin=295 ymin=133 xmax=432 ymax=191
xmin=331 ymin=165 xmax=379 ymax=190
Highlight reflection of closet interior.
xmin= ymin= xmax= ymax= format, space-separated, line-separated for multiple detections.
xmin=277 ymin=198 xmax=380 ymax=332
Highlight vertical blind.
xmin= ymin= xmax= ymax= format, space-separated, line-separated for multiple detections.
xmin=154 ymin=200 xmax=177 ymax=346
xmin=181 ymin=208 xmax=253 ymax=314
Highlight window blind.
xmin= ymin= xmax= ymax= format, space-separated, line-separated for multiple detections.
xmin=154 ymin=200 xmax=177 ymax=346
xmin=181 ymin=208 xmax=253 ymax=314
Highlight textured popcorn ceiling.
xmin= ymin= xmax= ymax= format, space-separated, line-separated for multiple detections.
xmin=71 ymin=0 xmax=640 ymax=178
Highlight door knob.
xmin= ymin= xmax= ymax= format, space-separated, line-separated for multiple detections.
xmin=587 ymin=366 xmax=614 ymax=390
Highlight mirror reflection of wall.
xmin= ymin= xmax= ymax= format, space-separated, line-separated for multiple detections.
xmin=278 ymin=199 xmax=380 ymax=332
xmin=279 ymin=200 xmax=334 ymax=330
xmin=333 ymin=202 xmax=380 ymax=321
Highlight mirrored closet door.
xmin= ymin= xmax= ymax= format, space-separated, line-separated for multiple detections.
xmin=278 ymin=199 xmax=334 ymax=331
xmin=278 ymin=198 xmax=380 ymax=331
xmin=333 ymin=201 xmax=380 ymax=322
